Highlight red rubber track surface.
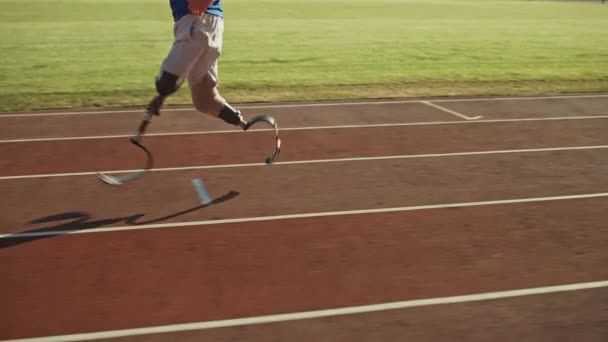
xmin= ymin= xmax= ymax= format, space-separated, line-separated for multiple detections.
xmin=1 ymin=95 xmax=607 ymax=341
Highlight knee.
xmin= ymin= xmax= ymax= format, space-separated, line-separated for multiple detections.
xmin=155 ymin=71 xmax=182 ymax=97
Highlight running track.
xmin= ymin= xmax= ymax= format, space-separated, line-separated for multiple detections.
xmin=1 ymin=94 xmax=607 ymax=341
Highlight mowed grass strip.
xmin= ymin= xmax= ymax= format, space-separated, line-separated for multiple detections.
xmin=1 ymin=0 xmax=607 ymax=111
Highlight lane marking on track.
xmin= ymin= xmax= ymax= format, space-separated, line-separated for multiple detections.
xmin=2 ymin=114 xmax=608 ymax=143
xmin=1 ymin=144 xmax=608 ymax=181
xmin=1 ymin=93 xmax=607 ymax=117
xmin=3 ymin=279 xmax=607 ymax=341
xmin=2 ymin=191 xmax=608 ymax=239
xmin=421 ymin=101 xmax=483 ymax=120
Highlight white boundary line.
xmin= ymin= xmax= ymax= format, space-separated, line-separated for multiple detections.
xmin=1 ymin=144 xmax=608 ymax=181
xmin=421 ymin=101 xmax=483 ymax=120
xmin=1 ymin=93 xmax=607 ymax=117
xmin=3 ymin=279 xmax=607 ymax=342
xmin=2 ymin=191 xmax=608 ymax=239
xmin=2 ymin=114 xmax=608 ymax=143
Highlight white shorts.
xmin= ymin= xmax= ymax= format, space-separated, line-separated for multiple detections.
xmin=160 ymin=13 xmax=224 ymax=88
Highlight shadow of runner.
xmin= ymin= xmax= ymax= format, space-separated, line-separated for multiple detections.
xmin=0 ymin=191 xmax=240 ymax=250
xmin=0 ymin=212 xmax=139 ymax=249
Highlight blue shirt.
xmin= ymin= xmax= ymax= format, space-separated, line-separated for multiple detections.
xmin=170 ymin=0 xmax=223 ymax=22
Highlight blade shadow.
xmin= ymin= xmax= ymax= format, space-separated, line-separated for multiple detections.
xmin=0 ymin=191 xmax=239 ymax=249
xmin=126 ymin=191 xmax=239 ymax=225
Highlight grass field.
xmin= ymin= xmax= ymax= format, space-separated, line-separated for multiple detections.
xmin=1 ymin=0 xmax=607 ymax=111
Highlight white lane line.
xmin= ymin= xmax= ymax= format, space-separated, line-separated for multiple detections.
xmin=2 ymin=191 xmax=608 ymax=239
xmin=3 ymin=279 xmax=607 ymax=342
xmin=2 ymin=115 xmax=608 ymax=143
xmin=421 ymin=101 xmax=483 ymax=120
xmin=432 ymin=93 xmax=608 ymax=103
xmin=2 ymin=93 xmax=607 ymax=117
xmin=2 ymin=144 xmax=608 ymax=181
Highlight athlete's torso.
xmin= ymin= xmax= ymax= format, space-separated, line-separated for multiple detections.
xmin=170 ymin=0 xmax=223 ymax=22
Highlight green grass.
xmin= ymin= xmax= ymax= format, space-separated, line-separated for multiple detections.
xmin=1 ymin=0 xmax=608 ymax=111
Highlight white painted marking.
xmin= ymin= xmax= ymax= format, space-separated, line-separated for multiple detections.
xmin=192 ymin=178 xmax=212 ymax=205
xmin=2 ymin=191 xmax=608 ymax=239
xmin=2 ymin=114 xmax=608 ymax=143
xmin=1 ymin=144 xmax=607 ymax=181
xmin=2 ymin=279 xmax=607 ymax=342
xmin=421 ymin=101 xmax=483 ymax=120
xmin=1 ymin=93 xmax=607 ymax=117
xmin=431 ymin=93 xmax=608 ymax=103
